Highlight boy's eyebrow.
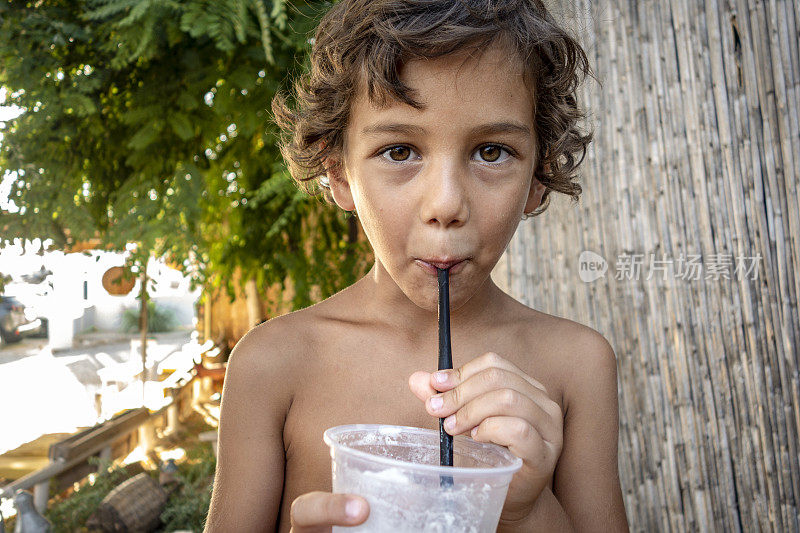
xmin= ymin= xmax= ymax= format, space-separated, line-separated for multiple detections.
xmin=361 ymin=121 xmax=532 ymax=138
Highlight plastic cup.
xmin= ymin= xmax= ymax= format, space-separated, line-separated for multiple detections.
xmin=323 ymin=424 xmax=523 ymax=532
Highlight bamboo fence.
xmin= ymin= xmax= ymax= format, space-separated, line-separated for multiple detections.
xmin=494 ymin=0 xmax=799 ymax=530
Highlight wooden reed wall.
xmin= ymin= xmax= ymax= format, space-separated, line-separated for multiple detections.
xmin=493 ymin=0 xmax=799 ymax=530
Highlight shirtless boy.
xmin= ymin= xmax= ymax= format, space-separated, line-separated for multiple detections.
xmin=205 ymin=1 xmax=629 ymax=531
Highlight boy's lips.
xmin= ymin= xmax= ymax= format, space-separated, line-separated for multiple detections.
xmin=415 ymin=258 xmax=469 ymax=275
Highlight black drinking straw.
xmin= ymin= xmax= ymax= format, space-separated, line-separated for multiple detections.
xmin=437 ymin=267 xmax=454 ymax=487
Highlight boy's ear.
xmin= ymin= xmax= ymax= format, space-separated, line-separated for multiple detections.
xmin=523 ymin=163 xmax=550 ymax=214
xmin=325 ymin=158 xmax=355 ymax=212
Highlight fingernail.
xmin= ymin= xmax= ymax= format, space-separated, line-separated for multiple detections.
xmin=346 ymin=499 xmax=363 ymax=518
xmin=444 ymin=415 xmax=455 ymax=431
xmin=429 ymin=396 xmax=443 ymax=411
xmin=433 ymin=371 xmax=448 ymax=384
xmin=471 ymin=426 xmax=478 ymax=438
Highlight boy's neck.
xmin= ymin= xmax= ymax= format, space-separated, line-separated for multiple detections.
xmin=354 ymin=260 xmax=509 ymax=343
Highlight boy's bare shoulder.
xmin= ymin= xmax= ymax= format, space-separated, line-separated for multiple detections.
xmin=509 ymin=298 xmax=616 ymax=360
xmin=229 ymin=294 xmax=352 ymax=374
xmin=516 ymin=305 xmax=618 ymax=411
xmin=505 ymin=299 xmax=616 ymax=387
xmin=539 ymin=311 xmax=615 ymax=361
xmin=224 ymin=308 xmax=318 ymax=400
xmin=232 ymin=306 xmax=324 ymax=367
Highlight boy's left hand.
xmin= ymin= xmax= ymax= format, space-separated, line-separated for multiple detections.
xmin=408 ymin=352 xmax=564 ymax=523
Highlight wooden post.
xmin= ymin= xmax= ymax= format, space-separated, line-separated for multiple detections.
xmin=192 ymin=376 xmax=202 ymax=406
xmin=203 ymin=293 xmax=212 ymax=343
xmin=93 ymin=391 xmax=102 ymax=419
xmin=99 ymin=445 xmax=111 ymax=464
xmin=138 ymin=422 xmax=153 ymax=455
xmin=139 ymin=267 xmax=148 ymax=405
xmin=33 ymin=479 xmax=48 ymax=513
xmin=167 ymin=388 xmax=181 ymax=435
xmin=244 ymin=277 xmax=263 ymax=328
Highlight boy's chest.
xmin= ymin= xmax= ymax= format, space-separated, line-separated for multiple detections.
xmin=278 ymin=333 xmax=565 ymax=520
xmin=281 ymin=353 xmax=441 ymax=493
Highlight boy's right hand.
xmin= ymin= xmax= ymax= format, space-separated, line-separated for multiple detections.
xmin=290 ymin=492 xmax=369 ymax=532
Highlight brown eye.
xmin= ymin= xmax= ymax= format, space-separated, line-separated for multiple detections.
xmin=388 ymin=146 xmax=411 ymax=161
xmin=479 ymin=145 xmax=502 ymax=162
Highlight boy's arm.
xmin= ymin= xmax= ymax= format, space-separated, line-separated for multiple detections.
xmin=549 ymin=330 xmax=629 ymax=531
xmin=203 ymin=322 xmax=294 ymax=532
xmin=497 ymin=330 xmax=627 ymax=532
xmin=497 ymin=485 xmax=573 ymax=531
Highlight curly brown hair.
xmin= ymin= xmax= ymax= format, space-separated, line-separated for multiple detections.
xmin=271 ymin=0 xmax=595 ymax=216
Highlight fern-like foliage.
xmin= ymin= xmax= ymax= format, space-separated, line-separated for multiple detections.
xmin=84 ymin=0 xmax=287 ymax=66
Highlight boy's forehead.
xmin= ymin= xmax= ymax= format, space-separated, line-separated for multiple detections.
xmin=349 ymin=44 xmax=533 ymax=133
xmin=403 ymin=43 xmax=526 ymax=86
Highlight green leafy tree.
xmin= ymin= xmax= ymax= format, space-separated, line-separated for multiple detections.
xmin=0 ymin=0 xmax=371 ymax=320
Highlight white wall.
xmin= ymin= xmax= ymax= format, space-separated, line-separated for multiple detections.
xmin=1 ymin=242 xmax=200 ymax=340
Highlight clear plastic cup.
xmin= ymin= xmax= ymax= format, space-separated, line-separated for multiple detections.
xmin=323 ymin=424 xmax=523 ymax=532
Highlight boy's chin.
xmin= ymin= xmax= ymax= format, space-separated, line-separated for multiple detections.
xmin=406 ymin=293 xmax=440 ymax=314
xmin=402 ymin=284 xmax=469 ymax=315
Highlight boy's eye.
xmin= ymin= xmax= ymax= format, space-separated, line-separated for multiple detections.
xmin=377 ymin=144 xmax=512 ymax=164
xmin=381 ymin=146 xmax=415 ymax=162
xmin=475 ymin=144 xmax=511 ymax=164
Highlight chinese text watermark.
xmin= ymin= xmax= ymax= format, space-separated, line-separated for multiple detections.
xmin=578 ymin=250 xmax=762 ymax=283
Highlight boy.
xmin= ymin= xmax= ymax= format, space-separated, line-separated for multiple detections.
xmin=205 ymin=0 xmax=629 ymax=531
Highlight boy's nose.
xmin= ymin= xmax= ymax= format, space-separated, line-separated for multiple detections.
xmin=418 ymin=161 xmax=469 ymax=228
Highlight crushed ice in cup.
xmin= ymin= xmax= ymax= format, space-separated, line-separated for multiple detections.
xmin=325 ymin=425 xmax=522 ymax=532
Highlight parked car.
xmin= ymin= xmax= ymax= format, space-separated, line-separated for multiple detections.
xmin=27 ymin=314 xmax=49 ymax=338
xmin=0 ymin=295 xmax=43 ymax=345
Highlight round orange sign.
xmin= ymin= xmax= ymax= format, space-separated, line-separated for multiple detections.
xmin=102 ymin=266 xmax=136 ymax=295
